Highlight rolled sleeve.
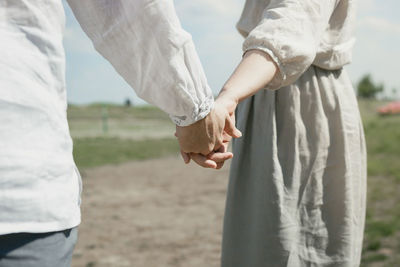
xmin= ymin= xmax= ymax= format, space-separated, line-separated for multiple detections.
xmin=242 ymin=0 xmax=338 ymax=90
xmin=66 ymin=0 xmax=213 ymax=126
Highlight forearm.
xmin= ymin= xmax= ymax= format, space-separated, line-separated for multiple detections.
xmin=218 ymin=50 xmax=278 ymax=106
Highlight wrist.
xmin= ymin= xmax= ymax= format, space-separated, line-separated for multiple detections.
xmin=216 ymin=90 xmax=238 ymax=115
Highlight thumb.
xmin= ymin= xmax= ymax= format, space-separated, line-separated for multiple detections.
xmin=224 ymin=114 xmax=242 ymax=138
xmin=180 ymin=150 xmax=191 ymax=164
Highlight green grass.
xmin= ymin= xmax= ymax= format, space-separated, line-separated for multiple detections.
xmin=358 ymin=100 xmax=400 ymax=266
xmin=68 ymin=101 xmax=400 ymax=265
xmin=67 ymin=104 xmax=171 ymax=121
xmin=68 ymin=105 xmax=179 ymax=169
xmin=363 ymin=117 xmax=400 ymax=179
xmin=67 ymin=104 xmax=175 ymax=139
xmin=362 ymin=254 xmax=388 ymax=264
xmin=73 ymin=137 xmax=180 ymax=169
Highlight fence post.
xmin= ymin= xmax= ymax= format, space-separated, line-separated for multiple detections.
xmin=101 ymin=105 xmax=109 ymax=135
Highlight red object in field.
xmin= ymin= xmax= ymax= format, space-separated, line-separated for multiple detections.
xmin=378 ymin=101 xmax=400 ymax=115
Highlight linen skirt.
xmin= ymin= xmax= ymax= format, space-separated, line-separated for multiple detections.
xmin=221 ymin=66 xmax=367 ymax=267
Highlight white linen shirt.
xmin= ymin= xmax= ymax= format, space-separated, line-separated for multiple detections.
xmin=237 ymin=0 xmax=357 ymax=89
xmin=0 ymin=0 xmax=213 ymax=235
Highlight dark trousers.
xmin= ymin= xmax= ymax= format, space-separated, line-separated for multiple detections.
xmin=0 ymin=228 xmax=78 ymax=267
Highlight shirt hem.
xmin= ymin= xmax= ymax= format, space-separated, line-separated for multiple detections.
xmin=0 ymin=215 xmax=81 ymax=235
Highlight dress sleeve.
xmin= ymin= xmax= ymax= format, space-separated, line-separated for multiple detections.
xmin=243 ymin=0 xmax=338 ymax=89
xmin=65 ymin=0 xmax=213 ymax=126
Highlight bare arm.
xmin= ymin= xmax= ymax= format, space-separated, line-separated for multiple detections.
xmin=216 ymin=49 xmax=278 ymax=112
xmin=183 ymin=0 xmax=338 ymax=168
xmin=180 ymin=49 xmax=278 ymax=168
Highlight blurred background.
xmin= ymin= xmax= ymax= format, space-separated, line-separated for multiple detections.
xmin=62 ymin=0 xmax=400 ymax=266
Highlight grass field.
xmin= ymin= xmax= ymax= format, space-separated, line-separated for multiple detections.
xmin=68 ymin=104 xmax=176 ymax=140
xmin=357 ymin=100 xmax=400 ymax=266
xmin=68 ymin=100 xmax=400 ymax=266
xmin=73 ymin=137 xmax=179 ymax=169
xmin=68 ymin=104 xmax=180 ymax=168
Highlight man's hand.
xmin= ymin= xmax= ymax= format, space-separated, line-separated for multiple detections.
xmin=176 ymin=49 xmax=277 ymax=169
xmin=175 ymin=100 xmax=241 ymax=156
xmin=188 ymin=131 xmax=233 ymax=169
xmin=176 ymin=95 xmax=240 ymax=169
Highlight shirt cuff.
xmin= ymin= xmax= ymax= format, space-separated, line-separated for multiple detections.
xmin=169 ymin=96 xmax=214 ymax=126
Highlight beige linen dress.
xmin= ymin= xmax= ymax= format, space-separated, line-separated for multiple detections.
xmin=221 ymin=0 xmax=367 ymax=266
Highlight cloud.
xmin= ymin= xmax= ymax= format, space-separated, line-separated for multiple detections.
xmin=174 ymin=0 xmax=244 ymax=93
xmin=358 ymin=0 xmax=376 ymax=14
xmin=62 ymin=0 xmax=400 ymax=104
xmin=358 ymin=16 xmax=400 ymax=35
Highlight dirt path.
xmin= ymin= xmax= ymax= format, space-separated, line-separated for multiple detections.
xmin=72 ymin=156 xmax=230 ymax=267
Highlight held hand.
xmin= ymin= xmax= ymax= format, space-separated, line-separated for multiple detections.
xmin=176 ymin=94 xmax=240 ymax=169
xmin=180 ymin=131 xmax=233 ymax=169
xmin=175 ymin=101 xmax=241 ymax=156
xmin=176 ymin=49 xmax=277 ymax=168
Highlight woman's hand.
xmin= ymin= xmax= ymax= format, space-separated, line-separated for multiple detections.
xmin=175 ymin=99 xmax=241 ymax=156
xmin=177 ymin=49 xmax=278 ymax=169
xmin=178 ymin=95 xmax=238 ymax=169
xmin=179 ymin=130 xmax=233 ymax=169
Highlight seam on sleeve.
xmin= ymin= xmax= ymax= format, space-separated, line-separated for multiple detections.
xmin=168 ymin=40 xmax=214 ymax=126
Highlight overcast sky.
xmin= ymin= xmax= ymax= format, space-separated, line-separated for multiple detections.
xmin=63 ymin=0 xmax=400 ymax=105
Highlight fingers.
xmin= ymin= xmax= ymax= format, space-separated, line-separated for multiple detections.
xmin=210 ymin=138 xmax=232 ymax=169
xmin=194 ymin=133 xmax=232 ymax=169
xmin=190 ymin=153 xmax=217 ymax=169
xmin=216 ymin=162 xmax=225 ymax=169
xmin=190 ymin=144 xmax=232 ymax=169
xmin=184 ymin=149 xmax=232 ymax=169
xmin=199 ymin=142 xmax=217 ymax=156
xmin=222 ymin=131 xmax=232 ymax=143
xmin=208 ymin=151 xmax=231 ymax=170
xmin=176 ymin=131 xmax=191 ymax=164
xmin=207 ymin=151 xmax=233 ymax=162
xmin=224 ymin=114 xmax=242 ymax=138
xmin=205 ymin=138 xmax=223 ymax=156
xmin=175 ymin=107 xmax=240 ymax=156
xmin=175 ymin=105 xmax=240 ymax=167
xmin=180 ymin=150 xmax=191 ymax=164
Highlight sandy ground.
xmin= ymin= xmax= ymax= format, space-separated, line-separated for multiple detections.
xmin=72 ymin=156 xmax=230 ymax=267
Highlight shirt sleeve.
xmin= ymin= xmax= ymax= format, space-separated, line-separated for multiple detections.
xmin=65 ymin=0 xmax=213 ymax=126
xmin=242 ymin=0 xmax=338 ymax=90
